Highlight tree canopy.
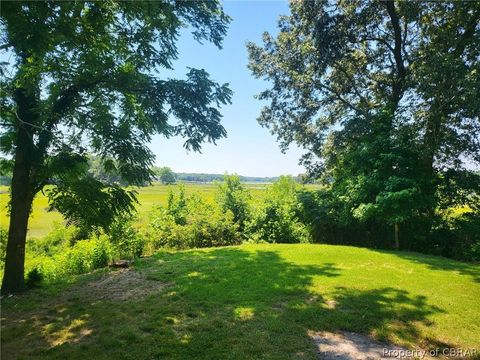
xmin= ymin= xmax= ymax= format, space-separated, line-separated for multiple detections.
xmin=155 ymin=166 xmax=177 ymax=185
xmin=0 ymin=1 xmax=232 ymax=292
xmin=248 ymin=0 xmax=480 ymax=245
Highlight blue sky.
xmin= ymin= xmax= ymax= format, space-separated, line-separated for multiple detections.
xmin=150 ymin=0 xmax=305 ymax=177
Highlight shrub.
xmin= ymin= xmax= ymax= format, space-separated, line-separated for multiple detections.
xmin=25 ymin=267 xmax=43 ymax=289
xmin=107 ymin=214 xmax=144 ymax=259
xmin=215 ymin=174 xmax=251 ymax=231
xmin=444 ymin=212 xmax=480 ymax=261
xmin=147 ymin=190 xmax=241 ymax=250
xmin=0 ymin=228 xmax=7 ymax=267
xmin=166 ymin=184 xmax=188 ymax=225
xmin=26 ymin=224 xmax=78 ymax=256
xmin=91 ymin=236 xmax=112 ymax=268
xmin=26 ymin=235 xmax=113 ymax=282
xmin=187 ymin=206 xmax=240 ymax=248
xmin=69 ymin=236 xmax=111 ymax=273
xmin=24 ymin=255 xmax=58 ymax=282
xmin=246 ymin=176 xmax=311 ymax=244
xmin=297 ymin=188 xmax=337 ymax=243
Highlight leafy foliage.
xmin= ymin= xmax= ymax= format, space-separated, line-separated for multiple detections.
xmin=107 ymin=214 xmax=144 ymax=260
xmin=23 ymin=233 xmax=112 ymax=282
xmin=0 ymin=1 xmax=232 ymax=291
xmin=87 ymin=154 xmax=123 ymax=185
xmin=148 ymin=188 xmax=241 ymax=249
xmin=165 ymin=184 xmax=189 ymax=225
xmin=246 ymin=177 xmax=310 ymax=244
xmin=215 ymin=174 xmax=251 ymax=231
xmin=1 ymin=1 xmax=232 ymax=190
xmin=247 ymin=1 xmax=480 ymax=247
xmin=154 ymin=166 xmax=177 ymax=185
xmin=46 ymin=176 xmax=138 ymax=237
xmin=25 ymin=267 xmax=43 ymax=289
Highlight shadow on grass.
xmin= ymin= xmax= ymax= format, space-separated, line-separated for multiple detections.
xmin=1 ymin=247 xmax=447 ymax=360
xmin=375 ymin=249 xmax=480 ymax=283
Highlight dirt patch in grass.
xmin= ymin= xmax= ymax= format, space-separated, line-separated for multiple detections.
xmin=309 ymin=331 xmax=431 ymax=360
xmin=79 ymin=268 xmax=168 ymax=301
xmin=0 ymin=268 xmax=169 ymax=358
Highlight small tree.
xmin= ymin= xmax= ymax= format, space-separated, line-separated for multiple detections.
xmin=0 ymin=1 xmax=232 ymax=293
xmin=246 ymin=176 xmax=310 ymax=244
xmin=157 ymin=167 xmax=176 ymax=185
xmin=215 ymin=174 xmax=251 ymax=231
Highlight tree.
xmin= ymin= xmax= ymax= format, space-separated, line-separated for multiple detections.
xmin=0 ymin=1 xmax=232 ymax=293
xmin=156 ymin=166 xmax=176 ymax=185
xmin=248 ymin=1 xmax=480 ymax=248
xmin=246 ymin=176 xmax=310 ymax=244
xmin=215 ymin=174 xmax=251 ymax=231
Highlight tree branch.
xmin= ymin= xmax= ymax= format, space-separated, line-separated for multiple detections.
xmin=384 ymin=1 xmax=406 ymax=79
xmin=318 ymin=81 xmax=367 ymax=117
xmin=453 ymin=7 xmax=480 ymax=57
xmin=383 ymin=0 xmax=407 ymax=108
xmin=362 ymin=36 xmax=395 ymax=54
xmin=0 ymin=43 xmax=12 ymax=51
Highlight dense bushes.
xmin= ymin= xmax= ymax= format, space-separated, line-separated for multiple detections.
xmin=2 ymin=218 xmax=142 ymax=284
xmin=296 ymin=178 xmax=477 ymax=261
xmin=1 ymin=175 xmax=477 ymax=287
xmin=24 ymin=233 xmax=112 ymax=283
xmin=108 ymin=214 xmax=145 ymax=259
xmin=144 ymin=176 xmax=311 ymax=249
xmin=295 ymin=187 xmax=480 ymax=261
xmin=146 ymin=186 xmax=242 ymax=249
xmin=216 ymin=175 xmax=251 ymax=231
xmin=425 ymin=212 xmax=480 ymax=261
xmin=246 ymin=177 xmax=310 ymax=244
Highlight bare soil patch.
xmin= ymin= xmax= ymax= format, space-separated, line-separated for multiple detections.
xmin=80 ymin=268 xmax=168 ymax=301
xmin=309 ymin=331 xmax=428 ymax=360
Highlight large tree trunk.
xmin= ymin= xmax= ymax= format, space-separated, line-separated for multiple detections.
xmin=2 ymin=132 xmax=35 ymax=293
xmin=1 ymin=88 xmax=37 ymax=293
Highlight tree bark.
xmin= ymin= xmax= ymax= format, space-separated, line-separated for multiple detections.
xmin=394 ymin=222 xmax=399 ymax=250
xmin=1 ymin=86 xmax=37 ymax=294
xmin=1 ymin=127 xmax=35 ymax=293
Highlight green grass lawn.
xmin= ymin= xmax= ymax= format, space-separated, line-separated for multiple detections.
xmin=2 ymin=244 xmax=479 ymax=359
xmin=0 ymin=183 xmax=270 ymax=237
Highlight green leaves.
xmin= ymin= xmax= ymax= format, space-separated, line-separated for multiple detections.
xmin=165 ymin=68 xmax=232 ymax=152
xmin=0 ymin=0 xmax=231 ymax=232
xmin=247 ymin=0 xmax=480 ymax=245
xmin=155 ymin=166 xmax=176 ymax=185
xmin=216 ymin=174 xmax=251 ymax=230
xmin=46 ymin=176 xmax=137 ymax=236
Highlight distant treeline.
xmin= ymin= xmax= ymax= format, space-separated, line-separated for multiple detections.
xmin=174 ymin=172 xmax=284 ymax=183
xmin=0 ymin=158 xmax=304 ymax=185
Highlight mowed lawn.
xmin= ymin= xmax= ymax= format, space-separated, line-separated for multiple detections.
xmin=0 ymin=183 xmax=270 ymax=237
xmin=2 ymin=244 xmax=479 ymax=359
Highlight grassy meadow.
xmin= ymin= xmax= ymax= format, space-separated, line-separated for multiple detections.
xmin=0 ymin=183 xmax=271 ymax=238
xmin=2 ymin=244 xmax=479 ymax=359
xmin=2 ymin=181 xmax=479 ymax=359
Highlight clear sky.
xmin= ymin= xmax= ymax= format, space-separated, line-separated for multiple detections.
xmin=150 ymin=0 xmax=305 ymax=177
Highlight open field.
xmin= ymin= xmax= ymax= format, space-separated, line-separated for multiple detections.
xmin=0 ymin=183 xmax=272 ymax=238
xmin=2 ymin=243 xmax=479 ymax=359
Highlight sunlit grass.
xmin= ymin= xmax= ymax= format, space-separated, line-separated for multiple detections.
xmin=2 ymin=244 xmax=479 ymax=359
